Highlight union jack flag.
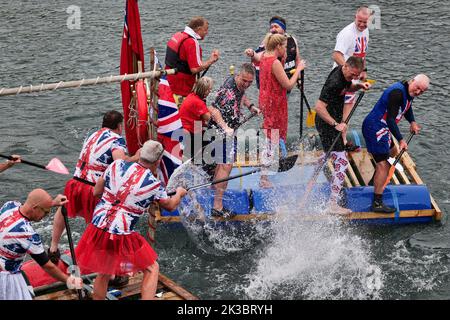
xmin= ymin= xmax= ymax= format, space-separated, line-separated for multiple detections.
xmin=0 ymin=202 xmax=45 ymax=274
xmin=353 ymin=36 xmax=368 ymax=59
xmin=156 ymin=77 xmax=184 ymax=185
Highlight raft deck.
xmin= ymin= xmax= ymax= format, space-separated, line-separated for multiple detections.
xmin=33 ymin=272 xmax=198 ymax=300
xmin=154 ymin=133 xmax=442 ymax=225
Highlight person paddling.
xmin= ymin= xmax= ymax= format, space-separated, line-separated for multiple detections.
xmin=74 ymin=140 xmax=187 ymax=300
xmin=362 ymin=74 xmax=429 ymax=213
xmin=0 ymin=189 xmax=82 ymax=300
xmin=48 ymin=111 xmax=140 ymax=268
xmin=0 ymin=154 xmax=21 ymax=173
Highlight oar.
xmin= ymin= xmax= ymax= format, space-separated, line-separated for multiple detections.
xmin=292 ymin=69 xmax=316 ymax=130
xmin=168 ymin=168 xmax=261 ymax=196
xmin=61 ymin=205 xmax=84 ymax=300
xmin=382 ymin=132 xmax=415 ymax=189
xmin=0 ymin=154 xmax=69 ymax=175
xmin=298 ymin=91 xmax=365 ymax=208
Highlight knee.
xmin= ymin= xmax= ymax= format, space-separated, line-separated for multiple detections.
xmin=146 ymin=261 xmax=159 ymax=274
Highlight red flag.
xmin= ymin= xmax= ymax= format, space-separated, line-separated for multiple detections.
xmin=120 ymin=0 xmax=145 ymax=155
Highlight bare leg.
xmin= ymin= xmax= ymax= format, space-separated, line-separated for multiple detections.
xmin=93 ymin=274 xmax=111 ymax=300
xmin=50 ymin=207 xmax=66 ymax=253
xmin=212 ymin=164 xmax=233 ymax=210
xmin=141 ymin=262 xmax=159 ymax=300
xmin=374 ymin=161 xmax=390 ymax=195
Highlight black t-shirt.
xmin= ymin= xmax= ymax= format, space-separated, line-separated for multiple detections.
xmin=317 ymin=66 xmax=352 ymax=125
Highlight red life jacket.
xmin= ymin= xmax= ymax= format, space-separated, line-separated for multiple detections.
xmin=165 ymin=32 xmax=194 ymax=75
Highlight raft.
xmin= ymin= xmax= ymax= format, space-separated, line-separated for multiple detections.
xmin=21 ymin=251 xmax=198 ymax=300
xmin=156 ymin=131 xmax=443 ymax=225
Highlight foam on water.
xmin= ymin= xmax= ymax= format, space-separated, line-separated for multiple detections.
xmin=240 ymin=210 xmax=384 ymax=300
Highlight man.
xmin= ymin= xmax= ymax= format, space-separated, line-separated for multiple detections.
xmin=0 ymin=155 xmax=21 ymax=173
xmin=165 ymin=16 xmax=220 ymax=107
xmin=48 ymin=110 xmax=140 ymax=264
xmin=0 ymin=189 xmax=82 ymax=300
xmin=245 ymin=16 xmax=301 ymax=89
xmin=315 ymin=56 xmax=370 ymax=215
xmin=332 ymin=6 xmax=371 ymax=148
xmin=362 ymin=74 xmax=429 ymax=213
xmin=207 ymin=63 xmax=260 ymax=219
xmin=74 ymin=140 xmax=187 ymax=300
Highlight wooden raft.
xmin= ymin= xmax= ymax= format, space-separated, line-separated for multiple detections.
xmin=33 ymin=273 xmax=198 ymax=301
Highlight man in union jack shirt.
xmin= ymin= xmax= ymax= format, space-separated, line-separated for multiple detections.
xmin=75 ymin=140 xmax=187 ymax=300
xmin=0 ymin=189 xmax=82 ymax=300
xmin=48 ymin=110 xmax=140 ymax=263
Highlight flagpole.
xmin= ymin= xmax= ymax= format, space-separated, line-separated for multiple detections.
xmin=0 ymin=69 xmax=176 ymax=97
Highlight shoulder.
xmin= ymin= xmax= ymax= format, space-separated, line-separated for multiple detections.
xmin=337 ymin=22 xmax=355 ymax=38
xmin=0 ymin=201 xmax=20 ymax=214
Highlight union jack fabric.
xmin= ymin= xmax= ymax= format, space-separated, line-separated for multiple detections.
xmin=156 ymin=76 xmax=184 ymax=185
xmin=92 ymin=160 xmax=168 ymax=235
xmin=74 ymin=128 xmax=127 ymax=184
xmin=0 ymin=202 xmax=44 ymax=274
xmin=353 ymin=36 xmax=368 ymax=59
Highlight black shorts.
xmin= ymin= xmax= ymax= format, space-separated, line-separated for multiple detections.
xmin=371 ymin=141 xmax=396 ymax=163
xmin=316 ymin=119 xmax=345 ymax=152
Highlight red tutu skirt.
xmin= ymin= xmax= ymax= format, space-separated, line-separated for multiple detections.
xmin=75 ymin=224 xmax=158 ymax=276
xmin=64 ymin=179 xmax=99 ymax=223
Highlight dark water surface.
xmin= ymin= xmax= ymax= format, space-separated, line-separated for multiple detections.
xmin=1 ymin=0 xmax=450 ymax=300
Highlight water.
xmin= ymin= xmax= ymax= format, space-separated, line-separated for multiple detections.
xmin=1 ymin=0 xmax=450 ymax=300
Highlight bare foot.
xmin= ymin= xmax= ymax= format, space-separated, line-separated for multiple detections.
xmin=325 ymin=202 xmax=352 ymax=216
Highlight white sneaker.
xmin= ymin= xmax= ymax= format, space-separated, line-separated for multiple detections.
xmin=325 ymin=202 xmax=352 ymax=216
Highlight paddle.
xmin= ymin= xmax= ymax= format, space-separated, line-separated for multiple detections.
xmin=382 ymin=132 xmax=415 ymax=189
xmin=167 ymin=168 xmax=261 ymax=196
xmin=61 ymin=205 xmax=84 ymax=300
xmin=291 ymin=69 xmax=316 ymax=133
xmin=0 ymin=154 xmax=69 ymax=175
xmin=298 ymin=91 xmax=365 ymax=208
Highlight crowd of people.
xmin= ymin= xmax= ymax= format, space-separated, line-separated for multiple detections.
xmin=1 ymin=6 xmax=430 ymax=300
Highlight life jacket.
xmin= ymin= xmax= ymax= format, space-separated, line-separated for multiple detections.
xmin=165 ymin=32 xmax=195 ymax=75
xmin=284 ymin=35 xmax=298 ymax=78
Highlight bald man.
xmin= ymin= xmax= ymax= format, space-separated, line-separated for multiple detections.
xmin=0 ymin=189 xmax=82 ymax=300
xmin=362 ymin=74 xmax=430 ymax=213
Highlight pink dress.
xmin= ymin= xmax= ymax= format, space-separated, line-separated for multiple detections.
xmin=258 ymin=54 xmax=288 ymax=141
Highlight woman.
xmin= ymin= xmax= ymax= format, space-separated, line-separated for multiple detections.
xmin=258 ymin=33 xmax=305 ymax=187
xmin=179 ymin=76 xmax=232 ymax=163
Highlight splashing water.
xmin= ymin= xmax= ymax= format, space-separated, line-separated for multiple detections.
xmin=241 ymin=210 xmax=384 ymax=300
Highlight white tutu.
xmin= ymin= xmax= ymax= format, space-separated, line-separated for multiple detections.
xmin=0 ymin=271 xmax=33 ymax=300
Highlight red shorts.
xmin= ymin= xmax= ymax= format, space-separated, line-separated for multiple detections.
xmin=64 ymin=178 xmax=99 ymax=223
xmin=75 ymin=224 xmax=158 ymax=276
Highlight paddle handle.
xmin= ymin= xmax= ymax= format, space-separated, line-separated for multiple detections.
xmin=300 ymin=70 xmax=305 ymax=138
xmin=61 ymin=205 xmax=84 ymax=300
xmin=0 ymin=154 xmax=46 ymax=170
xmin=167 ymin=168 xmax=261 ymax=196
xmin=392 ymin=132 xmax=415 ymax=166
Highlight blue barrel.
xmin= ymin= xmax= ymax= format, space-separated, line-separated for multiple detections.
xmin=344 ymin=185 xmax=432 ymax=212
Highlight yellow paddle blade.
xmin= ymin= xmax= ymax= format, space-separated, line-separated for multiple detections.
xmin=306 ymin=109 xmax=316 ymax=128
xmin=383 ymin=165 xmax=396 ymax=189
xmin=366 ymin=79 xmax=377 ymax=85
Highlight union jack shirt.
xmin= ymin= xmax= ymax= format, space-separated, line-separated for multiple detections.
xmin=0 ymin=202 xmax=45 ymax=274
xmin=74 ymin=128 xmax=128 ymax=184
xmin=92 ymin=160 xmax=169 ymax=235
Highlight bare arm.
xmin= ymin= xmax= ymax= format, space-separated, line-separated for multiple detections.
xmin=93 ymin=177 xmax=105 ymax=198
xmin=190 ymin=50 xmax=220 ymax=74
xmin=316 ymin=99 xmax=347 ymax=132
xmin=332 ymin=51 xmax=346 ymax=66
xmin=207 ymin=106 xmax=232 ymax=133
xmin=41 ymin=261 xmax=69 ymax=283
xmin=272 ymin=59 xmax=303 ymax=91
xmin=158 ymin=187 xmax=187 ymax=212
xmin=112 ymin=148 xmax=140 ymax=162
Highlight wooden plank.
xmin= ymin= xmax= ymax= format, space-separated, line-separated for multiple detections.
xmin=158 ymin=273 xmax=199 ymax=300
xmin=345 ymin=162 xmax=360 ymax=187
xmin=348 ymin=150 xmax=375 ymax=186
xmin=346 ymin=209 xmax=436 ymax=220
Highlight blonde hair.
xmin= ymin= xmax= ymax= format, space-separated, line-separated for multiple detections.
xmin=192 ymin=76 xmax=214 ymax=99
xmin=263 ymin=33 xmax=287 ymax=51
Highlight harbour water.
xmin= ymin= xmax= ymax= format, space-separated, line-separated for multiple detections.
xmin=1 ymin=0 xmax=449 ymax=300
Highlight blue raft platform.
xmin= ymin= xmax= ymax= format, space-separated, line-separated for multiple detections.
xmin=156 ymin=140 xmax=443 ymax=226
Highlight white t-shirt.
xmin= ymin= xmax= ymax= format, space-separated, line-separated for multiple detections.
xmin=333 ymin=22 xmax=369 ymax=69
